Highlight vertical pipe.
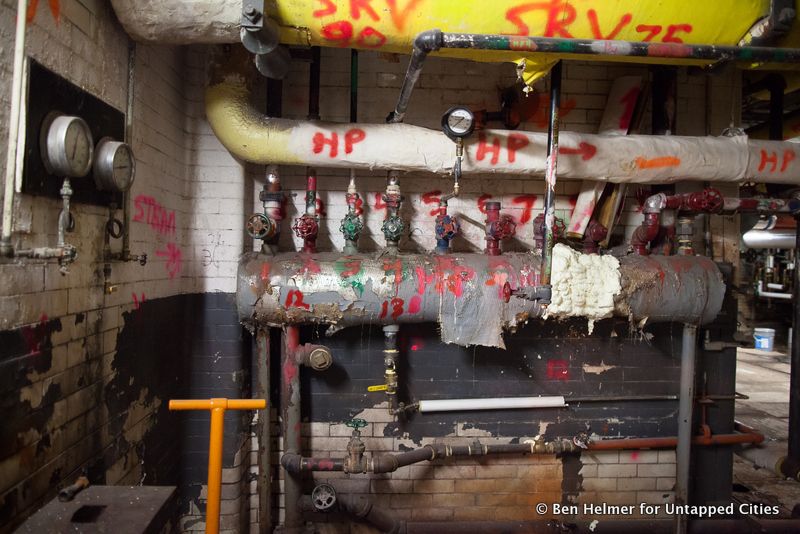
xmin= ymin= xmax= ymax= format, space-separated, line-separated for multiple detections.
xmin=207 ymin=402 xmax=226 ymax=534
xmin=484 ymin=201 xmax=501 ymax=256
xmin=789 ymin=216 xmax=800 ymax=464
xmin=675 ymin=323 xmax=698 ymax=534
xmin=1 ymin=0 xmax=29 ymax=256
xmin=281 ymin=326 xmax=302 ymax=529
xmin=255 ymin=330 xmax=271 ymax=533
xmin=540 ymin=61 xmax=562 ymax=288
xmin=383 ymin=325 xmax=400 ymax=415
xmin=122 ymin=41 xmax=136 ymax=259
xmin=768 ymin=74 xmax=786 ymax=141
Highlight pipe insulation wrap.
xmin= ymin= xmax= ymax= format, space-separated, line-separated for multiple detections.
xmin=418 ymin=396 xmax=566 ymax=413
xmin=207 ymin=59 xmax=800 ymax=184
xmin=237 ymin=246 xmax=725 ymax=348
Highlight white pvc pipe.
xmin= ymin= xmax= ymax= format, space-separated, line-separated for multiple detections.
xmin=756 ymin=281 xmax=793 ymax=300
xmin=418 ymin=396 xmax=566 ymax=413
xmin=2 ymin=0 xmax=28 ymax=251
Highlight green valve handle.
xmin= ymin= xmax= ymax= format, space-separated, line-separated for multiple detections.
xmin=346 ymin=418 xmax=368 ymax=430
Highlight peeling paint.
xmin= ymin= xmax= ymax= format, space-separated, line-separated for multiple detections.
xmin=582 ymin=361 xmax=618 ymax=375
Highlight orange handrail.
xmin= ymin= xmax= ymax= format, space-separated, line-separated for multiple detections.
xmin=169 ymin=398 xmax=266 ymax=534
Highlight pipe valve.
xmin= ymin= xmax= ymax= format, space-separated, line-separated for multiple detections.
xmin=293 ymin=214 xmax=319 ymax=241
xmin=247 ymin=213 xmax=277 ymax=240
xmin=340 ymin=212 xmax=363 ymax=242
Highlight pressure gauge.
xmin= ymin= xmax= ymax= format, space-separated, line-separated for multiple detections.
xmin=93 ymin=138 xmax=136 ymax=193
xmin=40 ymin=113 xmax=94 ymax=178
xmin=441 ymin=106 xmax=475 ymax=140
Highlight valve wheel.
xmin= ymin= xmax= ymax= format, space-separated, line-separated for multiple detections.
xmin=346 ymin=418 xmax=368 ymax=429
xmin=247 ymin=214 xmax=273 ymax=239
xmin=702 ymin=188 xmax=724 ymax=213
xmin=106 ymin=218 xmax=124 ymax=239
xmin=311 ymin=483 xmax=337 ymax=512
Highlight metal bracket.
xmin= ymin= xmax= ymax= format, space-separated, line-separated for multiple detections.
xmin=512 ymin=284 xmax=552 ymax=305
xmin=241 ymin=0 xmax=265 ymax=29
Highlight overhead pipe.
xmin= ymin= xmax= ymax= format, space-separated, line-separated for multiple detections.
xmin=239 ymin=251 xmax=725 ymax=348
xmin=206 ymin=47 xmax=800 ymax=185
xmin=740 ymin=0 xmax=797 ymax=47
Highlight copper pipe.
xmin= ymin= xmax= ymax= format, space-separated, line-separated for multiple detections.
xmin=588 ymin=423 xmax=764 ymax=451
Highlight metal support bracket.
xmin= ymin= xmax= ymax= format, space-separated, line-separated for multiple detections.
xmin=512 ymin=285 xmax=552 ymax=305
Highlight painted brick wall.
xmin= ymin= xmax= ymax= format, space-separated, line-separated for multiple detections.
xmin=0 ymin=1 xmax=208 ymax=530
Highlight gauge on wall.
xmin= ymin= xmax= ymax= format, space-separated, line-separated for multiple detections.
xmin=40 ymin=112 xmax=94 ymax=178
xmin=441 ymin=106 xmax=476 ymax=140
xmin=93 ymin=138 xmax=135 ymax=193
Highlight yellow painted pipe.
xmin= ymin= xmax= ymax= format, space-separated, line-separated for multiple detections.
xmin=169 ymin=398 xmax=267 ymax=534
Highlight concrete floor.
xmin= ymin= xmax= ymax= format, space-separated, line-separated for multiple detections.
xmin=733 ymin=347 xmax=800 ymax=517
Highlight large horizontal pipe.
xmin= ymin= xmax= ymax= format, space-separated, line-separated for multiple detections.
xmin=208 ymin=48 xmax=800 ymax=184
xmin=238 ymin=251 xmax=725 ymax=348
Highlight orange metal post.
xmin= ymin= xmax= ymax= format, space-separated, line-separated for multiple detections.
xmin=169 ymin=398 xmax=266 ymax=534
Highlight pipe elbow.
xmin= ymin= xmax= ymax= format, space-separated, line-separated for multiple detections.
xmin=281 ymin=453 xmax=302 ymax=475
xmin=413 ymin=30 xmax=444 ymax=54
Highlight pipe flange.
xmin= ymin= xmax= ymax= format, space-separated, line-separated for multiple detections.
xmin=308 ymin=347 xmax=333 ymax=371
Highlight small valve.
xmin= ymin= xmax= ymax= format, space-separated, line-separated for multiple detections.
xmin=346 ymin=418 xmax=368 ymax=433
xmin=435 ymin=213 xmax=460 ymax=242
xmin=311 ymin=483 xmax=337 ymax=513
xmin=340 ymin=212 xmax=363 ymax=242
xmin=488 ymin=215 xmax=517 ymax=241
xmin=247 ymin=213 xmax=276 ymax=240
xmin=381 ymin=215 xmax=405 ymax=243
xmin=293 ymin=214 xmax=319 ymax=240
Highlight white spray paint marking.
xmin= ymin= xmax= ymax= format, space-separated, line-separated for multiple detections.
xmin=582 ymin=361 xmax=618 ymax=375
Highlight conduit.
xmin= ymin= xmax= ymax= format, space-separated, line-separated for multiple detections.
xmin=207 ymin=48 xmax=800 ymax=185
xmin=417 ymin=396 xmax=565 ymax=413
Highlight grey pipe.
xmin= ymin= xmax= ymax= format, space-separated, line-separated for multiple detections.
xmin=238 ymin=252 xmax=725 ymax=348
xmin=255 ymin=329 xmax=271 ymax=532
xmin=675 ymin=323 xmax=698 ymax=534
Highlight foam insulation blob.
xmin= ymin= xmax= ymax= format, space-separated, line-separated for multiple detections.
xmin=546 ymin=244 xmax=621 ymax=333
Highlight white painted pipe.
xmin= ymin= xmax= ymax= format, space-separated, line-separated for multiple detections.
xmin=109 ymin=0 xmax=241 ymax=44
xmin=207 ymin=54 xmax=800 ymax=185
xmin=418 ymin=396 xmax=566 ymax=413
xmin=2 ymin=0 xmax=28 ymax=253
xmin=756 ymin=281 xmax=793 ymax=300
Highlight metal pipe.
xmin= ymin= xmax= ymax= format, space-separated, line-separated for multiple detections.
xmin=239 ymin=252 xmax=725 ymax=348
xmin=539 ymin=61 xmax=561 ymax=296
xmin=740 ymin=0 xmax=797 ymax=47
xmin=281 ymin=326 xmax=302 ymax=530
xmin=169 ymin=398 xmax=266 ymax=534
xmin=308 ymin=46 xmax=320 ymax=121
xmin=387 ymin=31 xmax=442 ymax=124
xmin=1 ymin=0 xmax=28 ymax=257
xmin=255 ymin=330 xmax=271 ymax=533
xmin=350 ymin=50 xmax=358 ymax=123
xmin=789 ymin=211 xmax=800 ymax=472
xmin=768 ymin=74 xmax=787 ymax=141
xmin=675 ymin=323 xmax=698 ymax=534
xmin=383 ymin=325 xmax=399 ymax=415
xmin=438 ymin=32 xmax=800 ymax=63
xmin=122 ymin=41 xmax=135 ymax=260
xmin=417 ymin=396 xmax=565 ymax=413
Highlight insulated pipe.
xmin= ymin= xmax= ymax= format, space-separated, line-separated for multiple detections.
xmin=238 ymin=251 xmax=725 ymax=348
xmin=675 ymin=323 xmax=698 ymax=534
xmin=281 ymin=326 xmax=303 ymax=531
xmin=1 ymin=0 xmax=28 ymax=257
xmin=206 ymin=49 xmax=800 ymax=184
xmin=417 ymin=396 xmax=565 ymax=413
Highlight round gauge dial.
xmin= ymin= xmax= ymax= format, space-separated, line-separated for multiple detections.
xmin=93 ymin=138 xmax=136 ymax=193
xmin=442 ymin=106 xmax=476 ymax=140
xmin=40 ymin=113 xmax=94 ymax=178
